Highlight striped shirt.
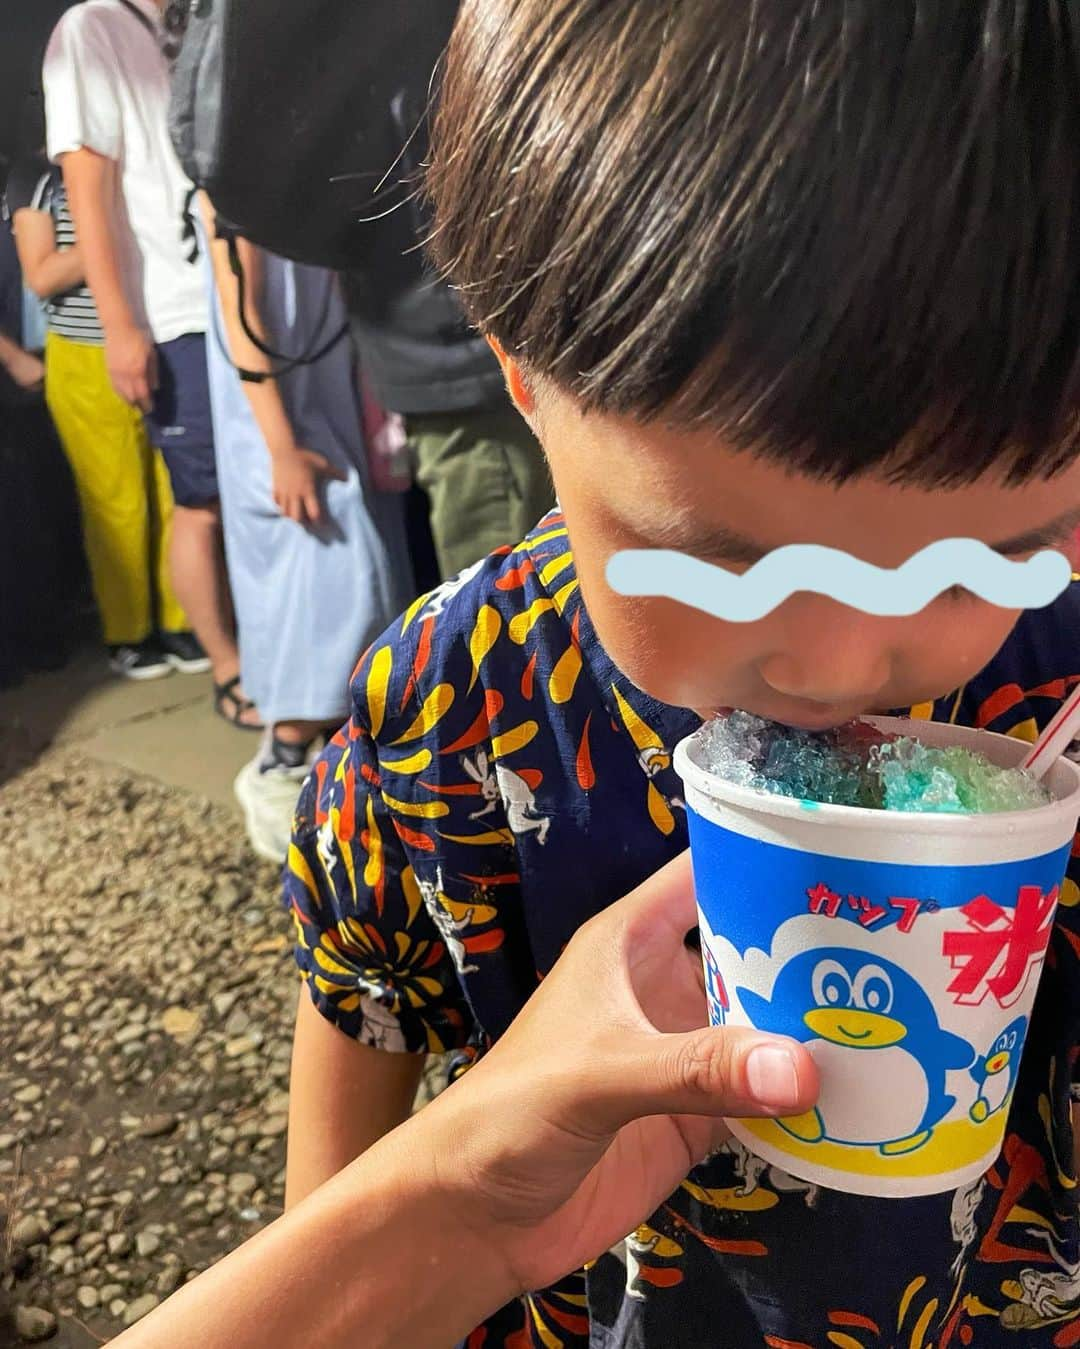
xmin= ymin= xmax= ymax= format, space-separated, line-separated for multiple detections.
xmin=6 ymin=163 xmax=103 ymax=345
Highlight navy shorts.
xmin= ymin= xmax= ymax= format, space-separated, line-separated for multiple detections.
xmin=144 ymin=333 xmax=219 ymax=507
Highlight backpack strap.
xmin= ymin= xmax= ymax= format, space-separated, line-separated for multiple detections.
xmin=115 ymin=0 xmax=158 ymax=40
xmin=211 ymin=216 xmax=348 ymax=384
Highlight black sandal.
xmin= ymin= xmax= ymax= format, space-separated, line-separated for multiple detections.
xmin=214 ymin=676 xmax=264 ymax=731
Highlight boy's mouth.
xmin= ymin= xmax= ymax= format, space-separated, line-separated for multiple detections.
xmin=775 ymin=703 xmax=865 ymax=731
xmin=709 ymin=697 xmax=872 ymax=732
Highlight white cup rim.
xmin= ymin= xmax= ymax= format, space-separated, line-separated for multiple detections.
xmin=674 ymin=715 xmax=1080 ymax=838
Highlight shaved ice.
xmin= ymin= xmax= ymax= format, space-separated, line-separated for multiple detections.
xmin=695 ymin=711 xmax=1051 ymax=813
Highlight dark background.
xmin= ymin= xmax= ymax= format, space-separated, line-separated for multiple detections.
xmin=1 ymin=0 xmax=77 ymax=165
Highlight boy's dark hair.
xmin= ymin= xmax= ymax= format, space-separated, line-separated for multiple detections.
xmin=427 ymin=0 xmax=1080 ymax=486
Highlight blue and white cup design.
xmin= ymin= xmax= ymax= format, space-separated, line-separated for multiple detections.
xmin=674 ymin=717 xmax=1080 ymax=1198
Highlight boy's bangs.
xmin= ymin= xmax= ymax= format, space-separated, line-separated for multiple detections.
xmin=427 ymin=0 xmax=1080 ymax=486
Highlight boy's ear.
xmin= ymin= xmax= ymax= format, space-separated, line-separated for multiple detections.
xmin=487 ymin=335 xmax=536 ymax=417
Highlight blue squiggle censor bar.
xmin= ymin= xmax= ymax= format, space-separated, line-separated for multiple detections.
xmin=605 ymin=540 xmax=1072 ymax=622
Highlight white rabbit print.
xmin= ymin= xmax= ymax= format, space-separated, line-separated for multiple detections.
xmin=462 ymin=748 xmax=551 ymax=845
xmin=417 ymin=866 xmax=478 ymax=976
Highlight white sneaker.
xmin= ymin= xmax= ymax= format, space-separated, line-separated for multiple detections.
xmin=234 ymin=749 xmax=310 ymax=864
xmin=108 ymin=641 xmax=173 ymax=681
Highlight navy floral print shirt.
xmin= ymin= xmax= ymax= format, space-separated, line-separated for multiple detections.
xmin=284 ymin=512 xmax=1080 ymax=1347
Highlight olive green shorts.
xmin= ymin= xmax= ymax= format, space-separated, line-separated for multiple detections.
xmin=407 ymin=404 xmax=555 ymax=579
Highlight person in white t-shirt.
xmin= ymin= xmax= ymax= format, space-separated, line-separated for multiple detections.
xmin=43 ymin=0 xmax=260 ymax=726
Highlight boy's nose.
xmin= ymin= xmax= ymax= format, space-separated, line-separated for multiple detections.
xmin=758 ymin=618 xmax=893 ymax=707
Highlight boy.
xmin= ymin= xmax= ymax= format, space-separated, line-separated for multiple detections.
xmin=283 ymin=2 xmax=1080 ymax=1344
xmin=42 ymin=0 xmax=257 ymax=716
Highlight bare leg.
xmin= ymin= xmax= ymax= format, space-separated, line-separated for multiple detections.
xmin=274 ymin=719 xmax=337 ymax=747
xmin=168 ymin=502 xmax=260 ymax=726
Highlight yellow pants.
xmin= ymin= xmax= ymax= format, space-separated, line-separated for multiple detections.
xmin=44 ymin=332 xmax=186 ymax=645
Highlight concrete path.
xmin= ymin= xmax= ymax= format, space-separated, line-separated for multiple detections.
xmin=0 ymin=653 xmax=257 ymax=808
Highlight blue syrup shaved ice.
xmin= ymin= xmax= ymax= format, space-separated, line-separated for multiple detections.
xmin=695 ymin=712 xmax=1051 ymax=813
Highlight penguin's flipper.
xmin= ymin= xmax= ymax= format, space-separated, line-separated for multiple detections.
xmin=943 ymin=1030 xmax=977 ymax=1070
xmin=736 ymin=988 xmax=781 ymax=1034
xmin=778 ymin=1107 xmax=825 ymax=1143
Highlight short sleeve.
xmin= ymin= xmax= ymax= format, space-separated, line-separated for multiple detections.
xmin=283 ymin=646 xmax=475 ymax=1055
xmin=43 ymin=10 xmax=123 ymax=162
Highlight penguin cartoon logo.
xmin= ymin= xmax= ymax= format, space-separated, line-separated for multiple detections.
xmin=968 ymin=1015 xmax=1027 ymax=1124
xmin=738 ymin=949 xmax=975 ymax=1156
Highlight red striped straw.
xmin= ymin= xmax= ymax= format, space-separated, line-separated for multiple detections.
xmin=1020 ymin=681 xmax=1080 ymax=779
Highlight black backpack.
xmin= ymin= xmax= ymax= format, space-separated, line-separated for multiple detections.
xmin=169 ymin=0 xmax=459 ymax=272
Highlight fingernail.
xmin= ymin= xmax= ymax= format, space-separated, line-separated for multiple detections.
xmin=746 ymin=1044 xmax=802 ymax=1109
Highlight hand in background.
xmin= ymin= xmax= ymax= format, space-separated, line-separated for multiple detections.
xmin=105 ymin=324 xmax=157 ymax=411
xmin=271 ymin=447 xmax=347 ymax=527
xmin=6 ymin=347 xmax=45 ymax=392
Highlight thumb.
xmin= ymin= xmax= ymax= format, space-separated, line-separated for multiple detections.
xmin=308 ymin=451 xmax=347 ymax=481
xmin=570 ymin=1026 xmax=818 ymax=1138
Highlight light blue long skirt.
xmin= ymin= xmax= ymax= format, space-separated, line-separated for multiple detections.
xmin=202 ymin=243 xmax=413 ymax=726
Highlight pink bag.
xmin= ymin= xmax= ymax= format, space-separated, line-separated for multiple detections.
xmin=359 ymin=370 xmax=413 ymax=494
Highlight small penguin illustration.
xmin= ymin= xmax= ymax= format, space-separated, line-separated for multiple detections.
xmin=738 ymin=949 xmax=975 ymax=1155
xmin=702 ymin=943 xmax=729 ymax=1026
xmin=968 ymin=1016 xmax=1027 ymax=1124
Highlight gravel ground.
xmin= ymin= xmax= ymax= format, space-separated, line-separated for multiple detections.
xmin=0 ymin=737 xmax=441 ymax=1346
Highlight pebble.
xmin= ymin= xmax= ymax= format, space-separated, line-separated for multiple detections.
xmin=211 ymin=990 xmax=239 ymax=1019
xmin=162 ymin=1006 xmax=201 ymax=1040
xmin=0 ymin=1132 xmax=18 ymax=1151
xmin=107 ymin=1233 xmax=132 ymax=1257
xmin=88 ymin=1135 xmax=107 ymax=1158
xmin=76 ymin=1286 xmax=99 ymax=1310
xmin=14 ymin=1085 xmax=43 ymax=1105
xmin=135 ymin=1231 xmax=161 ymax=1258
xmin=227 ymin=1172 xmax=258 ymax=1197
xmin=259 ymin=1114 xmax=289 ymax=1138
xmin=11 ymin=1215 xmax=50 ymax=1248
xmin=13 ymin=1305 xmax=57 ymax=1342
xmin=212 ymin=877 xmax=242 ymax=909
xmin=156 ymin=1265 xmax=186 ymax=1297
xmin=136 ymin=1113 xmax=178 ymax=1139
xmin=123 ymin=1293 xmax=161 ymax=1325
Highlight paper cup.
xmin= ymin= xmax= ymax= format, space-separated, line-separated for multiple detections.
xmin=674 ymin=717 xmax=1080 ymax=1198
